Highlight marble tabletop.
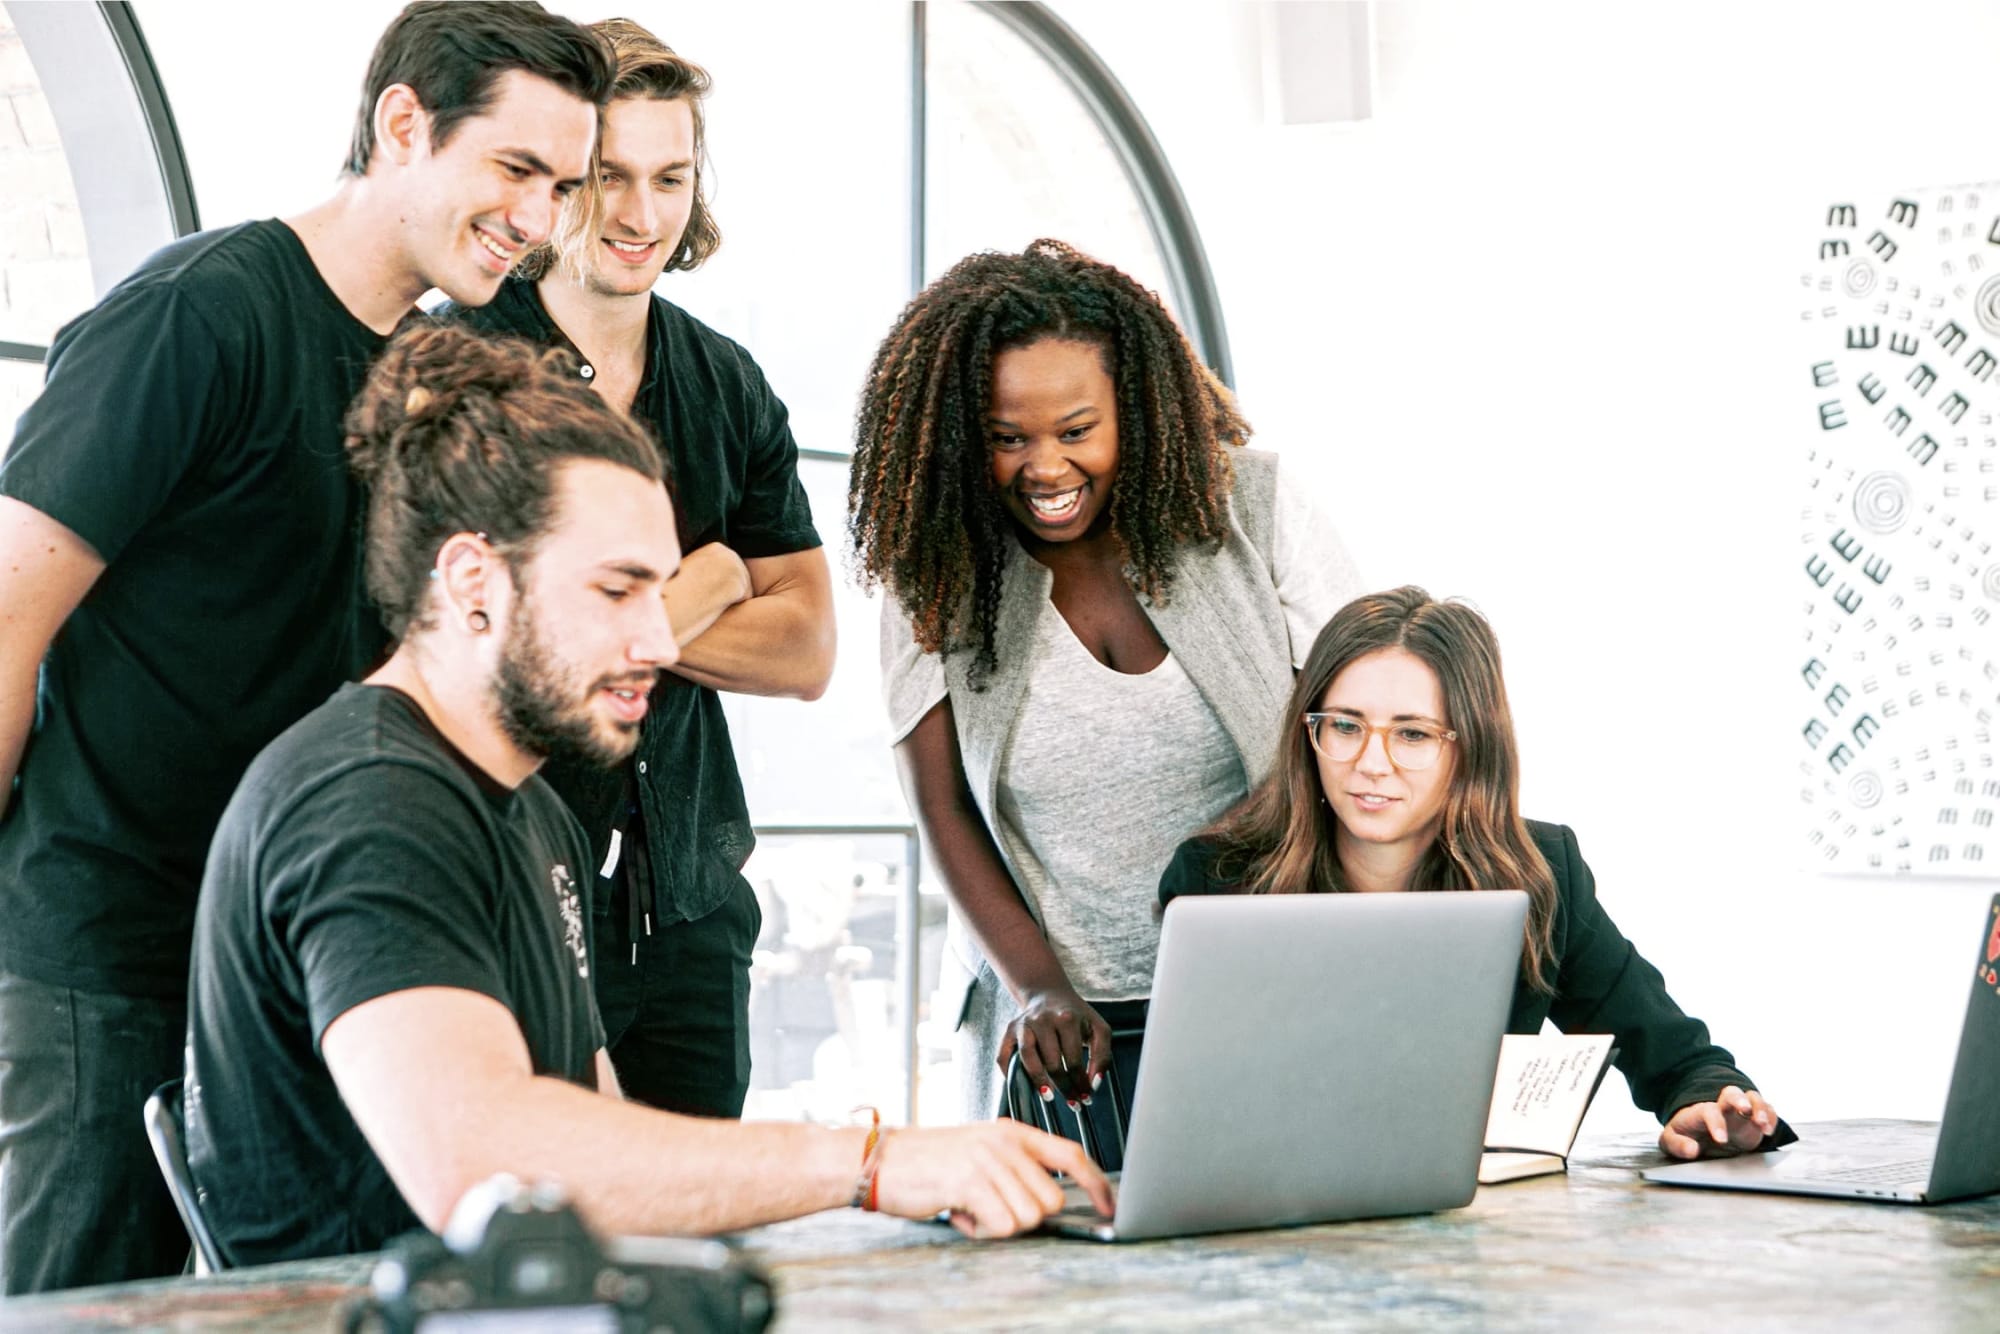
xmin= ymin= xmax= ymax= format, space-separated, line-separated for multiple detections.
xmin=3 ymin=1120 xmax=1994 ymax=1332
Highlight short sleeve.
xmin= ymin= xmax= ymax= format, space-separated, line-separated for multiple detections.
xmin=1269 ymin=457 xmax=1365 ymax=668
xmin=0 ymin=284 xmax=228 ymax=564
xmin=728 ymin=353 xmax=821 ymax=560
xmin=880 ymin=591 xmax=947 ymax=745
xmin=265 ymin=764 xmax=512 ymax=1051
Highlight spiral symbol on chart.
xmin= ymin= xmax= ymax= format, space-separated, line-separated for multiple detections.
xmin=1847 ymin=771 xmax=1884 ymax=809
xmin=1982 ymin=563 xmax=2000 ymax=604
xmin=1843 ymin=262 xmax=1876 ymax=298
xmin=1851 ymin=471 xmax=1910 ymax=534
xmin=1977 ymin=274 xmax=2000 ymax=336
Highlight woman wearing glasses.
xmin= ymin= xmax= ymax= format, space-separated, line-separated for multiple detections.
xmin=1161 ymin=586 xmax=1785 ymax=1159
xmin=849 ymin=241 xmax=1361 ymax=1123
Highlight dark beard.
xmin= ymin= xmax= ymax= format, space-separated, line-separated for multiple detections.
xmin=494 ymin=600 xmax=641 ymax=769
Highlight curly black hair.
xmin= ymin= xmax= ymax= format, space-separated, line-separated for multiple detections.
xmin=847 ymin=239 xmax=1248 ymax=683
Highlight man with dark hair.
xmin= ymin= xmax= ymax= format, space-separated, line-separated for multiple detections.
xmin=0 ymin=1 xmax=610 ymax=1294
xmin=186 ymin=324 xmax=1109 ymax=1265
xmin=451 ymin=18 xmax=836 ymax=1123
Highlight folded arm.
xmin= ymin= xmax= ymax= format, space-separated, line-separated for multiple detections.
xmin=662 ymin=544 xmax=835 ymax=699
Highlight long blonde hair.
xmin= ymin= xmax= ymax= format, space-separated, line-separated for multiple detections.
xmin=517 ymin=18 xmax=721 ymax=281
xmin=1202 ymin=587 xmax=1560 ymax=991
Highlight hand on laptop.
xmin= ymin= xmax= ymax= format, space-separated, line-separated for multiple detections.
xmin=1659 ymin=1085 xmax=1780 ymax=1159
xmin=872 ymin=1120 xmax=1115 ymax=1237
xmin=997 ymin=986 xmax=1111 ymax=1105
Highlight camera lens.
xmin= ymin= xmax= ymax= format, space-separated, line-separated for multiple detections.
xmin=509 ymin=1248 xmax=567 ymax=1295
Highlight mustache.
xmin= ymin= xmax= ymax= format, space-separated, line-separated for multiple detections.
xmin=593 ymin=669 xmax=659 ymax=693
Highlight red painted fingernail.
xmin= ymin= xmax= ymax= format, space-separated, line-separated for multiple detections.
xmin=1038 ymin=1085 xmax=1053 ymax=1103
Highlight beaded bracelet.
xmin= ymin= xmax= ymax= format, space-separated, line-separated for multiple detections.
xmin=851 ymin=1106 xmax=889 ymax=1211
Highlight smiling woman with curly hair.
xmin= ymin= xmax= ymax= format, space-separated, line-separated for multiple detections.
xmin=849 ymin=240 xmax=1363 ymax=1122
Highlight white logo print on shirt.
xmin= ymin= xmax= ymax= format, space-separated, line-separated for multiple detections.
xmin=550 ymin=863 xmax=588 ymax=979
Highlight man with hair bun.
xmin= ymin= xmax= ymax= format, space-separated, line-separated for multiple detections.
xmin=448 ymin=17 xmax=835 ymax=1122
xmin=184 ymin=324 xmax=1110 ymax=1266
xmin=0 ymin=1 xmax=610 ymax=1292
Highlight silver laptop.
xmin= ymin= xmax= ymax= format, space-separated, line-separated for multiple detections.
xmin=1643 ymin=892 xmax=2000 ymax=1205
xmin=1046 ymin=890 xmax=1529 ymax=1241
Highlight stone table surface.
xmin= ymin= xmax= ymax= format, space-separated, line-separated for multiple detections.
xmin=2 ymin=1120 xmax=1994 ymax=1332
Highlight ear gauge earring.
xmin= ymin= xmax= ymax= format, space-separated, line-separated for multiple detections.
xmin=468 ymin=609 xmax=490 ymax=633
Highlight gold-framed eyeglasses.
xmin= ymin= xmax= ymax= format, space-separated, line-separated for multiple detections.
xmin=1302 ymin=713 xmax=1458 ymax=771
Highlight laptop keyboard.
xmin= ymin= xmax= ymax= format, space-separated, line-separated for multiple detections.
xmin=1806 ymin=1158 xmax=1930 ymax=1186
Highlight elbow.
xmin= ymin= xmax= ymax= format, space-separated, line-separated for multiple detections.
xmin=790 ymin=623 xmax=838 ymax=702
xmin=393 ymin=1138 xmax=523 ymax=1235
xmin=404 ymin=1164 xmax=486 ymax=1235
xmin=794 ymin=667 xmax=833 ymax=703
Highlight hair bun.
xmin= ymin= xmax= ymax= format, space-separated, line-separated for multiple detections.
xmin=346 ymin=322 xmax=549 ymax=480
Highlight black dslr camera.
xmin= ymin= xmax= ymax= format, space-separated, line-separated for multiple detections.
xmin=342 ymin=1176 xmax=774 ymax=1333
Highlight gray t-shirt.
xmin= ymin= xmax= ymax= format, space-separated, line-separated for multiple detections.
xmin=994 ymin=607 xmax=1245 ymax=1000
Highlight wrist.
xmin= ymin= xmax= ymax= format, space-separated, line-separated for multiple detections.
xmin=1020 ymin=984 xmax=1086 ymax=1014
xmin=848 ymin=1107 xmax=890 ymax=1211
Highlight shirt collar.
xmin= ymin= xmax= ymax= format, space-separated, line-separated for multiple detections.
xmin=498 ymin=277 xmax=665 ymax=402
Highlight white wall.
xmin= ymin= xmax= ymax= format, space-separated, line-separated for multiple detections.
xmin=1055 ymin=0 xmax=2000 ymax=1134
xmin=125 ymin=0 xmax=1999 ymax=1134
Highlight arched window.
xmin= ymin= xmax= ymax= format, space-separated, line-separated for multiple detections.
xmin=924 ymin=2 xmax=1230 ymax=382
xmin=0 ymin=0 xmax=195 ymax=439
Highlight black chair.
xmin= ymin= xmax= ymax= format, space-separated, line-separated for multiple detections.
xmin=999 ymin=1001 xmax=1148 ymax=1174
xmin=143 ymin=1078 xmax=225 ymax=1274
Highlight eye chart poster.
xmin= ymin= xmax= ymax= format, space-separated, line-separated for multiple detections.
xmin=1798 ymin=187 xmax=1999 ymax=877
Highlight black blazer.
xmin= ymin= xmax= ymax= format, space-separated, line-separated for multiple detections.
xmin=1159 ymin=819 xmax=1762 ymax=1122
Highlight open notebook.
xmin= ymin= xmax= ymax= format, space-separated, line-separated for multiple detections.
xmin=1478 ymin=1034 xmax=1617 ymax=1184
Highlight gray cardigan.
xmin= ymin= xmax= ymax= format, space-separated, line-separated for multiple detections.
xmin=880 ymin=450 xmax=1334 ymax=1116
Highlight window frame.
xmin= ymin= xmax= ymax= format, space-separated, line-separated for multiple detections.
xmin=1 ymin=0 xmax=198 ymax=373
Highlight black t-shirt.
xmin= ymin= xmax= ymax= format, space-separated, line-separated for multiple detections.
xmin=185 ymin=684 xmax=602 ymax=1267
xmin=444 ymin=280 xmax=821 ymax=926
xmin=0 ymin=220 xmax=388 ymax=997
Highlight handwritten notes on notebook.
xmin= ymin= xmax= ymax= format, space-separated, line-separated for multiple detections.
xmin=1479 ymin=1034 xmax=1616 ymax=1185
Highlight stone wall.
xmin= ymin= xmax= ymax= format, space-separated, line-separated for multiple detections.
xmin=1 ymin=1 xmax=92 ymax=441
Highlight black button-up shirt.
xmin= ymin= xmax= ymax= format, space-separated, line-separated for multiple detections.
xmin=444 ymin=279 xmax=821 ymax=926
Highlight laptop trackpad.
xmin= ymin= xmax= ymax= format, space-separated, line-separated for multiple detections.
xmin=1044 ymin=1174 xmax=1121 ymax=1241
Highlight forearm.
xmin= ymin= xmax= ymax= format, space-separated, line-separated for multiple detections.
xmin=0 ymin=661 xmax=33 ymax=814
xmin=913 ymin=793 xmax=1073 ymax=1002
xmin=661 ymin=544 xmax=752 ymax=648
xmin=407 ymin=1072 xmax=865 ymax=1235
xmin=667 ymin=590 xmax=835 ymax=699
xmin=953 ymin=882 xmax=1073 ymax=1001
xmin=895 ymin=707 xmax=1076 ymax=1002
